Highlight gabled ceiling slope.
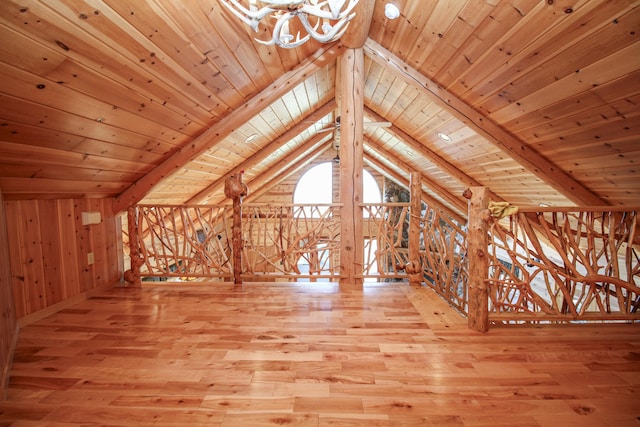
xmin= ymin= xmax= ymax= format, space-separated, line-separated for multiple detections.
xmin=0 ymin=0 xmax=637 ymax=214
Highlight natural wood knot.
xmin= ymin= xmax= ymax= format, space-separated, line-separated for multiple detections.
xmin=462 ymin=189 xmax=473 ymax=199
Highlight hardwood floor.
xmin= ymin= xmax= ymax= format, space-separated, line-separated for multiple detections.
xmin=1 ymin=281 xmax=639 ymax=426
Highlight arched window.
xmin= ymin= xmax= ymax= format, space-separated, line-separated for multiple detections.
xmin=293 ymin=162 xmax=382 ymax=282
xmin=293 ymin=162 xmax=382 ymax=205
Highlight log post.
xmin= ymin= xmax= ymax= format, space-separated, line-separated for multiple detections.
xmin=338 ymin=48 xmax=364 ymax=290
xmin=466 ymin=186 xmax=490 ymax=332
xmin=408 ymin=172 xmax=422 ymax=285
xmin=225 ymin=173 xmax=247 ymax=285
xmin=124 ymin=206 xmax=142 ymax=287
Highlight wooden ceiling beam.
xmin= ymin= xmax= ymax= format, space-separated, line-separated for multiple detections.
xmin=243 ymin=137 xmax=332 ymax=203
xmin=363 ymin=155 xmax=466 ymax=225
xmin=112 ymin=42 xmax=345 ymax=213
xmin=364 ymin=39 xmax=608 ymax=207
xmin=340 ymin=0 xmax=375 ymax=49
xmin=186 ymin=99 xmax=337 ymax=204
xmin=364 ymin=107 xmax=491 ymax=194
xmin=364 ymin=139 xmax=467 ymax=215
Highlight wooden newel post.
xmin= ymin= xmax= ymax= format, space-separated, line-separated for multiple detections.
xmin=225 ymin=173 xmax=247 ymax=285
xmin=466 ymin=186 xmax=490 ymax=332
xmin=124 ymin=206 xmax=142 ymax=287
xmin=407 ymin=172 xmax=422 ymax=285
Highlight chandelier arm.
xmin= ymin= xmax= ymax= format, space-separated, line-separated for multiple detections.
xmin=261 ymin=0 xmax=307 ymax=6
xmin=220 ymin=0 xmax=277 ymax=31
xmin=299 ymin=0 xmax=359 ymax=19
xmin=298 ymin=12 xmax=354 ymax=42
xmin=221 ymin=0 xmax=360 ymax=48
xmin=255 ymin=12 xmax=311 ymax=47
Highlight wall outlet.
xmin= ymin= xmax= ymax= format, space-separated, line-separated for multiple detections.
xmin=87 ymin=252 xmax=94 ymax=265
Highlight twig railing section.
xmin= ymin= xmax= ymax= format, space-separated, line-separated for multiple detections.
xmin=135 ymin=205 xmax=233 ymax=279
xmin=419 ymin=204 xmax=469 ymax=314
xmin=241 ymin=204 xmax=341 ymax=279
xmin=130 ymin=202 xmax=469 ymax=288
xmin=487 ymin=207 xmax=640 ymax=322
xmin=361 ymin=203 xmax=411 ymax=279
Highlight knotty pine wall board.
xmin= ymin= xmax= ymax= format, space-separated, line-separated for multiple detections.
xmin=4 ymin=198 xmax=122 ymax=320
xmin=0 ymin=188 xmax=17 ymax=400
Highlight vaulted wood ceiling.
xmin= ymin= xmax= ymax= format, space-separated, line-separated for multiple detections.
xmin=0 ymin=0 xmax=638 ymax=218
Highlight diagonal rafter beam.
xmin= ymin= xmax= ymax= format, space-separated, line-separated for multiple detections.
xmin=364 ymin=138 xmax=467 ymax=215
xmin=364 ymin=39 xmax=607 ymax=207
xmin=201 ymin=131 xmax=332 ymax=205
xmin=113 ymin=42 xmax=345 ymax=214
xmin=363 ymin=154 xmax=466 ymax=225
xmin=364 ymin=106 xmax=491 ymax=194
xmin=186 ymin=99 xmax=337 ymax=204
xmin=243 ymin=137 xmax=332 ymax=203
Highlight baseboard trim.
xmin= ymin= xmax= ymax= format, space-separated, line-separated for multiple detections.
xmin=17 ymin=283 xmax=116 ymax=328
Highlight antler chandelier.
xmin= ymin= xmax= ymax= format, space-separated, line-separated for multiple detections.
xmin=219 ymin=0 xmax=359 ymax=48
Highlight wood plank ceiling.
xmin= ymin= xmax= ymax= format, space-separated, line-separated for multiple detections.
xmin=0 ymin=0 xmax=638 ymax=218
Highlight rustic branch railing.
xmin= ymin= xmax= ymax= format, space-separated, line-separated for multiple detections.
xmin=128 ymin=201 xmax=469 ymax=289
xmin=135 ymin=205 xmax=233 ymax=280
xmin=127 ymin=197 xmax=638 ymax=329
xmin=486 ymin=206 xmax=640 ymax=323
xmin=418 ymin=203 xmax=469 ymax=314
xmin=361 ymin=203 xmax=411 ymax=279
xmin=241 ymin=204 xmax=341 ymax=279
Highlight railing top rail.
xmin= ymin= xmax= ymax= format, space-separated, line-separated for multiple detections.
xmin=243 ymin=203 xmax=345 ymax=208
xmin=136 ymin=203 xmax=346 ymax=209
xmin=513 ymin=205 xmax=640 ymax=213
xmin=136 ymin=204 xmax=233 ymax=209
xmin=359 ymin=202 xmax=411 ymax=207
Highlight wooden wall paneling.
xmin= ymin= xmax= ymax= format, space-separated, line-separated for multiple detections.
xmin=3 ymin=198 xmax=122 ymax=324
xmin=56 ymin=199 xmax=81 ymax=300
xmin=37 ymin=199 xmax=64 ymax=307
xmin=5 ymin=200 xmax=46 ymax=315
xmin=4 ymin=201 xmax=26 ymax=318
xmin=0 ymin=188 xmax=18 ymax=401
xmin=19 ymin=200 xmax=47 ymax=315
xmin=88 ymin=198 xmax=108 ymax=287
xmin=73 ymin=200 xmax=95 ymax=293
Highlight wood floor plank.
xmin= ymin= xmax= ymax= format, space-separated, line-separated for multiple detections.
xmin=0 ymin=281 xmax=638 ymax=426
